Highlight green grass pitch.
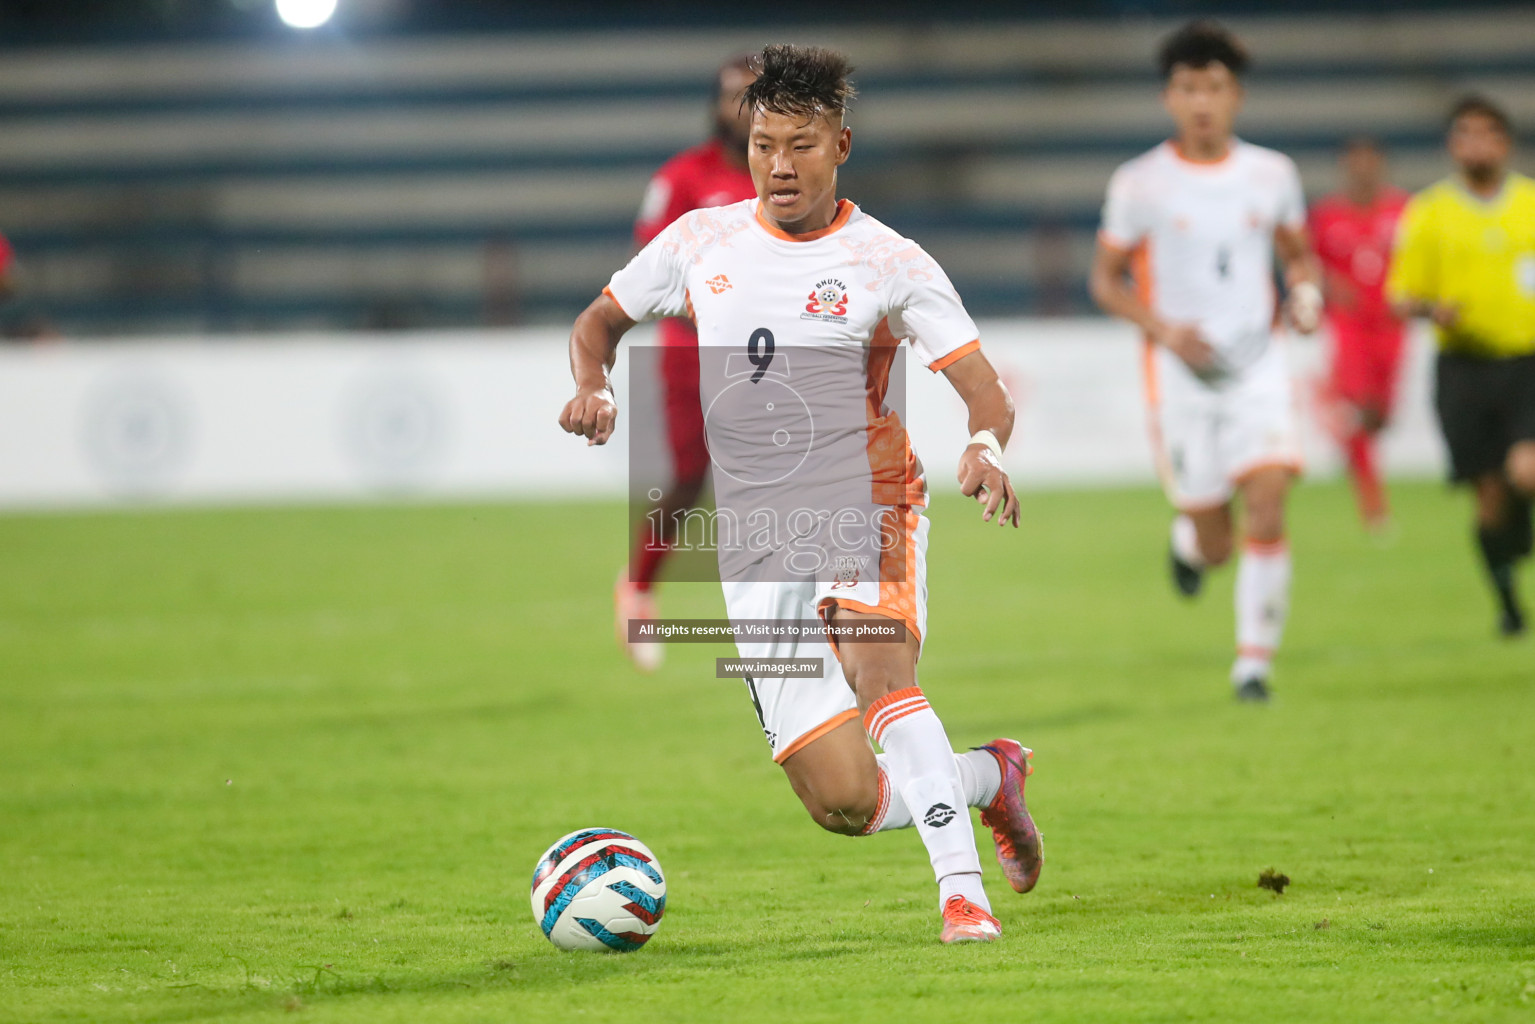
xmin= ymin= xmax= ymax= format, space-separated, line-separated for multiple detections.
xmin=2 ymin=480 xmax=1532 ymax=1023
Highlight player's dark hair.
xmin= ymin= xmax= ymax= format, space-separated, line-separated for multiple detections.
xmin=742 ymin=44 xmax=856 ymax=123
xmin=1342 ymin=135 xmax=1383 ymax=155
xmin=1448 ymin=94 xmax=1512 ymax=136
xmin=1158 ymin=21 xmax=1250 ymax=81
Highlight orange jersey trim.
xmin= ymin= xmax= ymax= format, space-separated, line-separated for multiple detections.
xmin=1169 ymin=139 xmax=1234 ymax=167
xmin=1232 ymin=458 xmax=1304 ymax=487
xmin=927 ymin=339 xmax=981 ymax=373
xmin=773 ymin=708 xmax=860 ymax=765
xmin=1130 ymin=241 xmax=1155 ymax=316
xmin=864 ymin=319 xmax=928 ymax=507
xmin=754 ymin=198 xmax=855 ymax=242
xmin=601 ymin=285 xmax=633 ymax=320
xmin=1133 ymin=240 xmax=1179 ymax=499
xmin=1096 ymin=230 xmax=1135 ymax=255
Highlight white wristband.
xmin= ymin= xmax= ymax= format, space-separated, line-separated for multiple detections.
xmin=969 ymin=429 xmax=1003 ymax=461
xmin=1289 ymin=281 xmax=1323 ymax=327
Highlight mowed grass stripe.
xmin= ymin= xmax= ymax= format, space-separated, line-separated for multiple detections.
xmin=0 ymin=481 xmax=1531 ymax=1023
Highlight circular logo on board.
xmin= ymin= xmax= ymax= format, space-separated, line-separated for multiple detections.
xmin=342 ymin=370 xmax=449 ymax=486
xmin=81 ymin=372 xmax=192 ymax=493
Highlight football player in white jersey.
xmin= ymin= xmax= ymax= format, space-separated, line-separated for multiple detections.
xmin=1089 ymin=22 xmax=1322 ymax=702
xmin=559 ymin=45 xmax=1041 ymax=944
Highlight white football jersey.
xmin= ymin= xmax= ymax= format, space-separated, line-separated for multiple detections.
xmin=606 ymin=198 xmax=980 ymax=514
xmin=1100 ymin=140 xmax=1306 ymax=373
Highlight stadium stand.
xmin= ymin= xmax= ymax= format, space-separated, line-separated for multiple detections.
xmin=0 ymin=11 xmax=1531 ymax=334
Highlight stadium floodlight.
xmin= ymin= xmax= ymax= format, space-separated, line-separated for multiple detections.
xmin=275 ymin=0 xmax=337 ymax=29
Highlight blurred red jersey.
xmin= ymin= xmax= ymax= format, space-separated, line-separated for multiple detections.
xmin=1309 ymin=188 xmax=1409 ymax=329
xmin=1310 ymin=188 xmax=1410 ymax=412
xmin=634 ymin=138 xmax=756 ymax=348
xmin=631 ymin=138 xmax=755 ymax=487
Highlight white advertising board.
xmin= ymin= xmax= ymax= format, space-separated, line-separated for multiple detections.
xmin=0 ymin=319 xmax=1444 ymax=510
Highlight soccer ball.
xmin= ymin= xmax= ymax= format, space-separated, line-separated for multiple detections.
xmin=530 ymin=828 xmax=667 ymax=952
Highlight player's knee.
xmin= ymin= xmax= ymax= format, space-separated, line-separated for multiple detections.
xmin=1200 ymin=535 xmax=1234 ymax=566
xmin=1243 ymin=496 xmax=1286 ymax=545
xmin=1191 ymin=523 xmax=1233 ymax=565
xmin=845 ymin=662 xmax=907 ymax=706
xmin=1474 ymin=481 xmax=1509 ymax=528
xmin=800 ymin=791 xmax=875 ymax=836
xmin=1506 ymin=445 xmax=1535 ymax=498
xmin=1245 ymin=516 xmax=1284 ymax=547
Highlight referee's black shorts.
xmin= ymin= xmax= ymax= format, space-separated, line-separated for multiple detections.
xmin=1435 ymin=350 xmax=1535 ymax=482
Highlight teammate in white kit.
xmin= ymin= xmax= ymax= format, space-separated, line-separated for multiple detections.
xmin=1089 ymin=22 xmax=1322 ymax=702
xmin=559 ymin=45 xmax=1042 ymax=943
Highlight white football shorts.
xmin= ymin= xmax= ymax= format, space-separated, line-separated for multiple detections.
xmin=1146 ymin=340 xmax=1303 ymax=510
xmin=720 ymin=508 xmax=929 ymax=763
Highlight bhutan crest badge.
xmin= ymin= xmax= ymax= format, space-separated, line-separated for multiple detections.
xmin=802 ymin=278 xmax=849 ymax=323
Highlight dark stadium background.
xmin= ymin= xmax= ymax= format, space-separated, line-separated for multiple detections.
xmin=0 ymin=0 xmax=1529 ymax=337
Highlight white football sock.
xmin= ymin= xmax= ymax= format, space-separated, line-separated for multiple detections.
xmin=863 ymin=687 xmax=987 ymax=908
xmin=953 ymin=749 xmax=1003 ymax=808
xmin=1233 ymin=537 xmax=1291 ymax=683
xmin=864 ymin=749 xmax=1001 ymax=834
xmin=938 ymin=871 xmax=989 ymax=912
xmin=1172 ymin=514 xmax=1207 ymax=568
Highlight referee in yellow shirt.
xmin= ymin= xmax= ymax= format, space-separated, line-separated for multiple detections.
xmin=1388 ymin=95 xmax=1535 ymax=636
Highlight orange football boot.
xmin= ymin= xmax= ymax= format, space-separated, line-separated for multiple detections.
xmin=614 ymin=574 xmax=663 ymax=672
xmin=975 ymin=739 xmax=1043 ymax=893
xmin=940 ymin=895 xmax=1001 ymax=944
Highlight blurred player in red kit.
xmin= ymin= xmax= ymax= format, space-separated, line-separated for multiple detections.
xmin=1309 ymin=138 xmax=1409 ymax=531
xmin=615 ymin=55 xmax=758 ymax=670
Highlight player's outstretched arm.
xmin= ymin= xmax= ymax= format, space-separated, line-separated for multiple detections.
xmin=1088 ymin=239 xmax=1215 ymax=371
xmin=941 ymin=349 xmax=1020 ymax=528
xmin=559 ymin=292 xmax=636 ymax=446
xmin=1274 ymin=224 xmax=1323 ymax=334
xmin=1391 ymin=296 xmax=1460 ymax=329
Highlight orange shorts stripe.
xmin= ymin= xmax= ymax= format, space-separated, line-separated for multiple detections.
xmin=1177 ymin=496 xmax=1231 ymax=514
xmin=1232 ymin=458 xmax=1304 ymax=487
xmin=818 ymin=506 xmax=925 ymax=651
xmin=773 ymin=708 xmax=861 ymax=765
xmin=824 ymin=597 xmax=922 ymax=650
